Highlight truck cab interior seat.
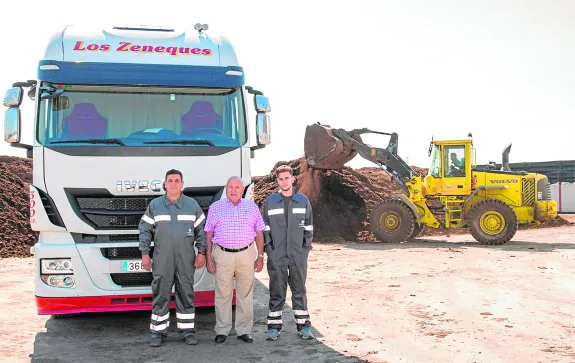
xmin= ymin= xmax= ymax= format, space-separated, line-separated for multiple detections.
xmin=62 ymin=103 xmax=108 ymax=139
xmin=181 ymin=101 xmax=223 ymax=136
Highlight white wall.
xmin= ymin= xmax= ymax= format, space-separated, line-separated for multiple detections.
xmin=551 ymin=183 xmax=575 ymax=213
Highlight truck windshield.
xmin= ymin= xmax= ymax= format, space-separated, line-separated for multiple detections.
xmin=37 ymin=84 xmax=247 ymax=147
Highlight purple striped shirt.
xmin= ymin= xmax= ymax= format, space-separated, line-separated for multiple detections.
xmin=204 ymin=198 xmax=265 ymax=249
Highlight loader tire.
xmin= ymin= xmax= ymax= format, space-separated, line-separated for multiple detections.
xmin=468 ymin=199 xmax=517 ymax=245
xmin=370 ymin=199 xmax=415 ymax=243
xmin=408 ymin=223 xmax=422 ymax=241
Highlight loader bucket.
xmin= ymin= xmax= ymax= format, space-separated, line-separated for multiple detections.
xmin=304 ymin=124 xmax=359 ymax=169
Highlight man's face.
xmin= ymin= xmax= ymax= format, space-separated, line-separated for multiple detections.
xmin=226 ymin=178 xmax=244 ymax=204
xmin=277 ymin=171 xmax=295 ymax=192
xmin=164 ymin=174 xmax=183 ymax=194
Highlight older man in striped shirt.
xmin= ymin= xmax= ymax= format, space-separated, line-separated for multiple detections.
xmin=205 ymin=176 xmax=265 ymax=344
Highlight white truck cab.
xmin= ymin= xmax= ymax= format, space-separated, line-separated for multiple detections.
xmin=3 ymin=24 xmax=271 ymax=315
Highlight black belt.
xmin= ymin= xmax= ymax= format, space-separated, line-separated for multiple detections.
xmin=218 ymin=243 xmax=252 ymax=253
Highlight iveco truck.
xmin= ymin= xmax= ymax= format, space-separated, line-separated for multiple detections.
xmin=3 ymin=24 xmax=271 ymax=315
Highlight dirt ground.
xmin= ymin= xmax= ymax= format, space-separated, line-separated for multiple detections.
xmin=1 ymin=222 xmax=575 ymax=363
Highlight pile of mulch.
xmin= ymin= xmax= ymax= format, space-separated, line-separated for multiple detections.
xmin=0 ymin=155 xmax=570 ymax=257
xmin=253 ymin=157 xmax=571 ymax=242
xmin=0 ymin=156 xmax=38 ymax=258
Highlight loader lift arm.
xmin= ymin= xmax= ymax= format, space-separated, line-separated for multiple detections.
xmin=304 ymin=123 xmax=418 ymax=194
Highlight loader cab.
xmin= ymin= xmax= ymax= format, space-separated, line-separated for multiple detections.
xmin=425 ymin=138 xmax=473 ymax=196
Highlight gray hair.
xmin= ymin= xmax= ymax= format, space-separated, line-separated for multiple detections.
xmin=226 ymin=176 xmax=242 ymax=186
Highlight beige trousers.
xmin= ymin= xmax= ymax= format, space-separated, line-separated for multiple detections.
xmin=213 ymin=243 xmax=257 ymax=336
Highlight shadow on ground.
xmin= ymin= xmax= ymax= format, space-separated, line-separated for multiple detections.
xmin=31 ymin=280 xmax=366 ymax=363
xmin=339 ymin=236 xmax=575 ymax=253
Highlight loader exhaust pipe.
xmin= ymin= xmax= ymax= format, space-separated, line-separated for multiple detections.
xmin=501 ymin=144 xmax=512 ymax=171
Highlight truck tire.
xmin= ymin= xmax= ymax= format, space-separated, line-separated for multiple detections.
xmin=52 ymin=314 xmax=75 ymax=319
xmin=370 ymin=199 xmax=415 ymax=243
xmin=468 ymin=199 xmax=518 ymax=245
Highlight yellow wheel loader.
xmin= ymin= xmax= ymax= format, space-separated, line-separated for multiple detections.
xmin=304 ymin=123 xmax=557 ymax=245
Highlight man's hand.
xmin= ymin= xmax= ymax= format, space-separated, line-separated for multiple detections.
xmin=254 ymin=256 xmax=264 ymax=272
xmin=195 ymin=254 xmax=205 ymax=269
xmin=206 ymin=254 xmax=216 ymax=274
xmin=142 ymin=255 xmax=152 ymax=271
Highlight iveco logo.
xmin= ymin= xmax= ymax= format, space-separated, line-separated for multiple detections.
xmin=116 ymin=180 xmax=162 ymax=193
xmin=490 ymin=179 xmax=518 ymax=184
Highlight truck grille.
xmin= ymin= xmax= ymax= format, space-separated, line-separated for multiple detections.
xmin=77 ymin=197 xmax=154 ymax=211
xmin=66 ymin=188 xmax=221 ymax=230
xmin=111 ymin=272 xmax=153 ymax=287
xmin=101 ymin=247 xmax=153 ymax=260
xmin=522 ymin=178 xmax=535 ymax=206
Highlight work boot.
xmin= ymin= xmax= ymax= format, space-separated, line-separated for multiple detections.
xmin=150 ymin=334 xmax=163 ymax=347
xmin=297 ymin=327 xmax=315 ymax=340
xmin=184 ymin=334 xmax=198 ymax=345
xmin=266 ymin=328 xmax=280 ymax=341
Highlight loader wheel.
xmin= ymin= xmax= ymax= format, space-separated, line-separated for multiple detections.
xmin=408 ymin=223 xmax=422 ymax=241
xmin=370 ymin=199 xmax=415 ymax=243
xmin=468 ymin=199 xmax=518 ymax=245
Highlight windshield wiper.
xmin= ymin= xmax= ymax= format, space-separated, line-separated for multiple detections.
xmin=50 ymin=138 xmax=126 ymax=146
xmin=144 ymin=139 xmax=214 ymax=146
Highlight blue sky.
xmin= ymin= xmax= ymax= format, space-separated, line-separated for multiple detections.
xmin=1 ymin=0 xmax=573 ymax=176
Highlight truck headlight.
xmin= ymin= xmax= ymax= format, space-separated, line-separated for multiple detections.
xmin=41 ymin=275 xmax=76 ymax=288
xmin=41 ymin=258 xmax=73 ymax=274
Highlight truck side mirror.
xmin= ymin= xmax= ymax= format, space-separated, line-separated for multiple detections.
xmin=256 ymin=113 xmax=271 ymax=145
xmin=254 ymin=95 xmax=270 ymax=113
xmin=3 ymin=87 xmax=23 ymax=107
xmin=4 ymin=108 xmax=21 ymax=143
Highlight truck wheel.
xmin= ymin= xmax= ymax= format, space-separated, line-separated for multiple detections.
xmin=370 ymin=199 xmax=415 ymax=243
xmin=52 ymin=314 xmax=75 ymax=319
xmin=408 ymin=223 xmax=422 ymax=241
xmin=468 ymin=199 xmax=518 ymax=245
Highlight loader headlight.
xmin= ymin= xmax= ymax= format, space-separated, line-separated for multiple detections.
xmin=41 ymin=258 xmax=73 ymax=274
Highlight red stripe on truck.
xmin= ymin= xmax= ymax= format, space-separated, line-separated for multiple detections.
xmin=36 ymin=291 xmax=225 ymax=315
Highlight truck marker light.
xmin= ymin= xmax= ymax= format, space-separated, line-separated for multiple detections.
xmin=39 ymin=65 xmax=60 ymax=70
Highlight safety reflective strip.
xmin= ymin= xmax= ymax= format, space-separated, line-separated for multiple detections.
xmin=141 ymin=215 xmax=155 ymax=225
xmin=268 ymin=209 xmax=284 ymax=215
xmin=151 ymin=313 xmax=170 ymax=322
xmin=177 ymin=322 xmax=195 ymax=329
xmin=194 ymin=213 xmax=205 ymax=227
xmin=268 ymin=311 xmax=282 ymax=317
xmin=304 ymin=225 xmax=313 ymax=231
xmin=177 ymin=215 xmax=196 ymax=221
xmin=176 ymin=312 xmax=195 ymax=320
xmin=293 ymin=310 xmax=309 ymax=315
xmin=154 ymin=215 xmax=171 ymax=222
xmin=292 ymin=208 xmax=306 ymax=214
xmin=150 ymin=323 xmax=168 ymax=331
xmin=264 ymin=225 xmax=271 ymax=231
xmin=296 ymin=318 xmax=308 ymax=324
xmin=267 ymin=319 xmax=283 ymax=324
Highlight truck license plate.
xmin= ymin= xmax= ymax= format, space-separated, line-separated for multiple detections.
xmin=123 ymin=260 xmax=145 ymax=272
